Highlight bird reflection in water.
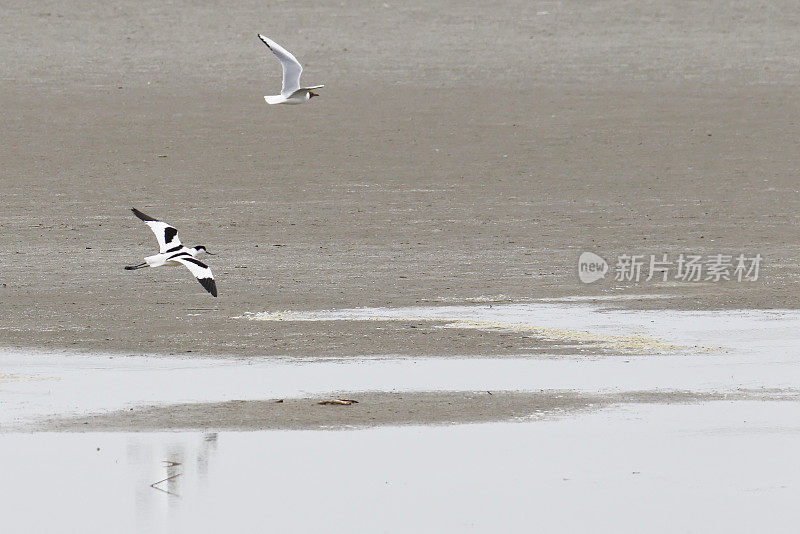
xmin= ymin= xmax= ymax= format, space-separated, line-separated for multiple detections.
xmin=144 ymin=433 xmax=219 ymax=500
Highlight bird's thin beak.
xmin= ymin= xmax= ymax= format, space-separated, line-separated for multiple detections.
xmin=205 ymin=251 xmax=216 ymax=255
xmin=309 ymin=91 xmax=319 ymax=98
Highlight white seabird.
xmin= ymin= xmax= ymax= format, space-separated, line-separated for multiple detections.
xmin=258 ymin=34 xmax=324 ymax=105
xmin=125 ymin=208 xmax=218 ymax=297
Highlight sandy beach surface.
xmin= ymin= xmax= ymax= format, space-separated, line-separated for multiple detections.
xmin=36 ymin=389 xmax=797 ymax=432
xmin=2 ymin=0 xmax=799 ymax=358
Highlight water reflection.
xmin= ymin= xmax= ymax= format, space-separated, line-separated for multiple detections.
xmin=196 ymin=433 xmax=218 ymax=480
xmin=131 ymin=432 xmax=220 ymax=523
xmin=150 ymin=461 xmax=181 ymax=497
xmin=2 ymin=402 xmax=799 ymax=533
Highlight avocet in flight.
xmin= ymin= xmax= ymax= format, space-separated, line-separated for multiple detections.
xmin=258 ymin=34 xmax=324 ymax=105
xmin=125 ymin=208 xmax=218 ymax=297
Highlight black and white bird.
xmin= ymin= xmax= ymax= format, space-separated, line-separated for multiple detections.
xmin=258 ymin=34 xmax=324 ymax=105
xmin=125 ymin=208 xmax=218 ymax=297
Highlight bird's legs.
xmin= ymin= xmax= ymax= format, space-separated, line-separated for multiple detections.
xmin=125 ymin=262 xmax=148 ymax=270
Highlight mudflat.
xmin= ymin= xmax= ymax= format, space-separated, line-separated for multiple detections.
xmin=36 ymin=390 xmax=795 ymax=432
xmin=2 ymin=0 xmax=799 ymax=357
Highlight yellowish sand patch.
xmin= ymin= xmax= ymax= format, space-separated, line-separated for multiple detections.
xmin=239 ymin=311 xmax=683 ymax=352
xmin=438 ymin=320 xmax=681 ymax=351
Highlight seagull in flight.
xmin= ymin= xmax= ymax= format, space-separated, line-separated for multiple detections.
xmin=125 ymin=208 xmax=218 ymax=297
xmin=258 ymin=34 xmax=323 ymax=105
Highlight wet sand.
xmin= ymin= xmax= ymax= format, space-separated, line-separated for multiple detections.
xmin=2 ymin=0 xmax=799 ymax=358
xmin=36 ymin=389 xmax=798 ymax=432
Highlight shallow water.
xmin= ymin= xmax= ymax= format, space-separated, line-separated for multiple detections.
xmin=3 ymin=301 xmax=800 ymax=531
xmin=2 ymin=349 xmax=800 ymax=430
xmin=241 ymin=301 xmax=800 ymax=354
xmin=2 ymin=401 xmax=799 ymax=533
xmin=3 ymin=302 xmax=800 ymax=428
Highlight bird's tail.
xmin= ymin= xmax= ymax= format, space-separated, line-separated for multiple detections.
xmin=125 ymin=263 xmax=148 ymax=270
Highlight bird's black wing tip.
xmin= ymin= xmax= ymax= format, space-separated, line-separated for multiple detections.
xmin=198 ymin=277 xmax=218 ymax=297
xmin=131 ymin=207 xmax=158 ymax=221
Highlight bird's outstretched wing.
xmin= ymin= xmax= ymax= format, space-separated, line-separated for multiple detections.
xmin=131 ymin=208 xmax=182 ymax=254
xmin=258 ymin=34 xmax=302 ymax=96
xmin=287 ymin=85 xmax=324 ymax=99
xmin=173 ymin=256 xmax=217 ymax=297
